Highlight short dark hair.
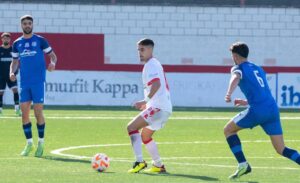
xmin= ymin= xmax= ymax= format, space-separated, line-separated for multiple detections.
xmin=230 ymin=42 xmax=249 ymax=58
xmin=1 ymin=32 xmax=11 ymax=38
xmin=137 ymin=38 xmax=154 ymax=47
xmin=20 ymin=15 xmax=33 ymax=22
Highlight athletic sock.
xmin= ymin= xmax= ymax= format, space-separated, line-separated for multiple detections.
xmin=226 ymin=134 xmax=247 ymax=164
xmin=129 ymin=130 xmax=143 ymax=162
xmin=23 ymin=123 xmax=33 ymax=144
xmin=37 ymin=123 xmax=45 ymax=143
xmin=0 ymin=94 xmax=3 ymax=109
xmin=282 ymin=147 xmax=300 ymax=165
xmin=144 ymin=138 xmax=162 ymax=167
xmin=13 ymin=92 xmax=19 ymax=106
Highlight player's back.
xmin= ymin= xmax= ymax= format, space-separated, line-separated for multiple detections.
xmin=234 ymin=61 xmax=275 ymax=106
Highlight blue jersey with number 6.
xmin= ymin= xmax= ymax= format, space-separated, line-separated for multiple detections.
xmin=231 ymin=61 xmax=275 ymax=106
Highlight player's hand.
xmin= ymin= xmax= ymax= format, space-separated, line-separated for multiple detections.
xmin=47 ymin=62 xmax=56 ymax=72
xmin=234 ymin=98 xmax=248 ymax=107
xmin=133 ymin=100 xmax=147 ymax=110
xmin=10 ymin=73 xmax=16 ymax=82
xmin=225 ymin=94 xmax=231 ymax=103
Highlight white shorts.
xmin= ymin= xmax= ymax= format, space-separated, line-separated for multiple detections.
xmin=140 ymin=106 xmax=171 ymax=131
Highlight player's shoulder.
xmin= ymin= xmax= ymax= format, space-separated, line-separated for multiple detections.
xmin=34 ymin=34 xmax=47 ymax=41
xmin=13 ymin=36 xmax=23 ymax=44
xmin=230 ymin=64 xmax=241 ymax=73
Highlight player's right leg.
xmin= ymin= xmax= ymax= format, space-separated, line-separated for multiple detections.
xmin=0 ymin=77 xmax=6 ymax=114
xmin=127 ymin=115 xmax=148 ymax=173
xmin=0 ymin=91 xmax=4 ymax=115
xmin=7 ymin=78 xmax=21 ymax=116
xmin=20 ymin=101 xmax=34 ymax=156
xmin=270 ymin=135 xmax=300 ymax=165
xmin=261 ymin=106 xmax=300 ymax=165
xmin=224 ymin=109 xmax=253 ymax=179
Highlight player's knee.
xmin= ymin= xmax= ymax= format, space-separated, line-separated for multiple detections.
xmin=141 ymin=133 xmax=151 ymax=143
xmin=274 ymin=146 xmax=285 ymax=155
xmin=127 ymin=124 xmax=136 ymax=133
xmin=223 ymin=125 xmax=231 ymax=136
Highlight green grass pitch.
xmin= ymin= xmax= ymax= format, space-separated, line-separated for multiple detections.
xmin=0 ymin=108 xmax=299 ymax=183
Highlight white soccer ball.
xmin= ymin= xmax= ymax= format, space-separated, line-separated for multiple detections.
xmin=91 ymin=153 xmax=110 ymax=172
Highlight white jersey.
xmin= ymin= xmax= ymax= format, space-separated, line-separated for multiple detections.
xmin=142 ymin=58 xmax=172 ymax=113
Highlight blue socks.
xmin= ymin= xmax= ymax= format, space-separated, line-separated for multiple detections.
xmin=37 ymin=123 xmax=45 ymax=138
xmin=282 ymin=147 xmax=300 ymax=165
xmin=22 ymin=123 xmax=32 ymax=139
xmin=226 ymin=134 xmax=247 ymax=163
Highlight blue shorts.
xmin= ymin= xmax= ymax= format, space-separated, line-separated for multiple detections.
xmin=20 ymin=83 xmax=45 ymax=104
xmin=231 ymin=103 xmax=283 ymax=135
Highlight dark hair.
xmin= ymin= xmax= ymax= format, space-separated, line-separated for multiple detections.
xmin=20 ymin=15 xmax=33 ymax=22
xmin=1 ymin=32 xmax=11 ymax=38
xmin=137 ymin=38 xmax=154 ymax=47
xmin=230 ymin=42 xmax=249 ymax=58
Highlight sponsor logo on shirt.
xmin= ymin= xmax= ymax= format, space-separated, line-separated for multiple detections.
xmin=20 ymin=49 xmax=37 ymax=57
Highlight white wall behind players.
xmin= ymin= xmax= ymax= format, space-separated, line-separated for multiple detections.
xmin=3 ymin=71 xmax=281 ymax=108
xmin=0 ymin=2 xmax=300 ymax=66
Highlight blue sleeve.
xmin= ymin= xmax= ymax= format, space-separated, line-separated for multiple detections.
xmin=11 ymin=41 xmax=19 ymax=59
xmin=231 ymin=65 xmax=243 ymax=79
xmin=39 ymin=37 xmax=52 ymax=54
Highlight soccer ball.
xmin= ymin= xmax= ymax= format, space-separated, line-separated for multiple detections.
xmin=91 ymin=153 xmax=110 ymax=172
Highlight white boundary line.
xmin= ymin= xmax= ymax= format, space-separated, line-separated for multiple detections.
xmin=50 ymin=141 xmax=300 ymax=171
xmin=2 ymin=116 xmax=300 ymax=120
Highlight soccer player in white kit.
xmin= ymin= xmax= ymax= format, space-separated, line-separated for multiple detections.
xmin=127 ymin=38 xmax=172 ymax=173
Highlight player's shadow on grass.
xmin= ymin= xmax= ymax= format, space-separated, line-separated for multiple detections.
xmin=143 ymin=172 xmax=219 ymax=181
xmin=42 ymin=155 xmax=91 ymax=163
xmin=41 ymin=156 xmax=116 ymax=174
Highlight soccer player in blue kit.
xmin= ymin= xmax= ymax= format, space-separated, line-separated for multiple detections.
xmin=10 ymin=15 xmax=57 ymax=157
xmin=224 ymin=42 xmax=300 ymax=179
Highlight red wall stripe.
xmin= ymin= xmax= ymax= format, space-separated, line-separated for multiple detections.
xmin=6 ymin=33 xmax=300 ymax=74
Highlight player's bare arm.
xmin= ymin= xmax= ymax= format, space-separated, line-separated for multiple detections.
xmin=9 ymin=58 xmax=19 ymax=82
xmin=47 ymin=51 xmax=57 ymax=72
xmin=134 ymin=80 xmax=161 ymax=110
xmin=225 ymin=73 xmax=241 ymax=103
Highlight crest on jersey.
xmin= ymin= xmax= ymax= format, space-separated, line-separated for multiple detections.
xmin=24 ymin=42 xmax=30 ymax=48
xmin=32 ymin=42 xmax=37 ymax=47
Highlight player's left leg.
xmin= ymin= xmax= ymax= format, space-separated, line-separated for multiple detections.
xmin=33 ymin=104 xmax=45 ymax=157
xmin=141 ymin=109 xmax=170 ymax=173
xmin=142 ymin=128 xmax=166 ymax=173
xmin=31 ymin=83 xmax=46 ymax=157
xmin=127 ymin=115 xmax=148 ymax=173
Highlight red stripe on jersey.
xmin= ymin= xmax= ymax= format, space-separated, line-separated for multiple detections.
xmin=142 ymin=138 xmax=153 ymax=144
xmin=128 ymin=130 xmax=139 ymax=136
xmin=147 ymin=78 xmax=160 ymax=86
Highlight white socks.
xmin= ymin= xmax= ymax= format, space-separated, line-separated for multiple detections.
xmin=27 ymin=138 xmax=33 ymax=144
xmin=144 ymin=139 xmax=162 ymax=167
xmin=129 ymin=131 xmax=143 ymax=162
xmin=38 ymin=138 xmax=44 ymax=144
xmin=15 ymin=105 xmax=19 ymax=111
